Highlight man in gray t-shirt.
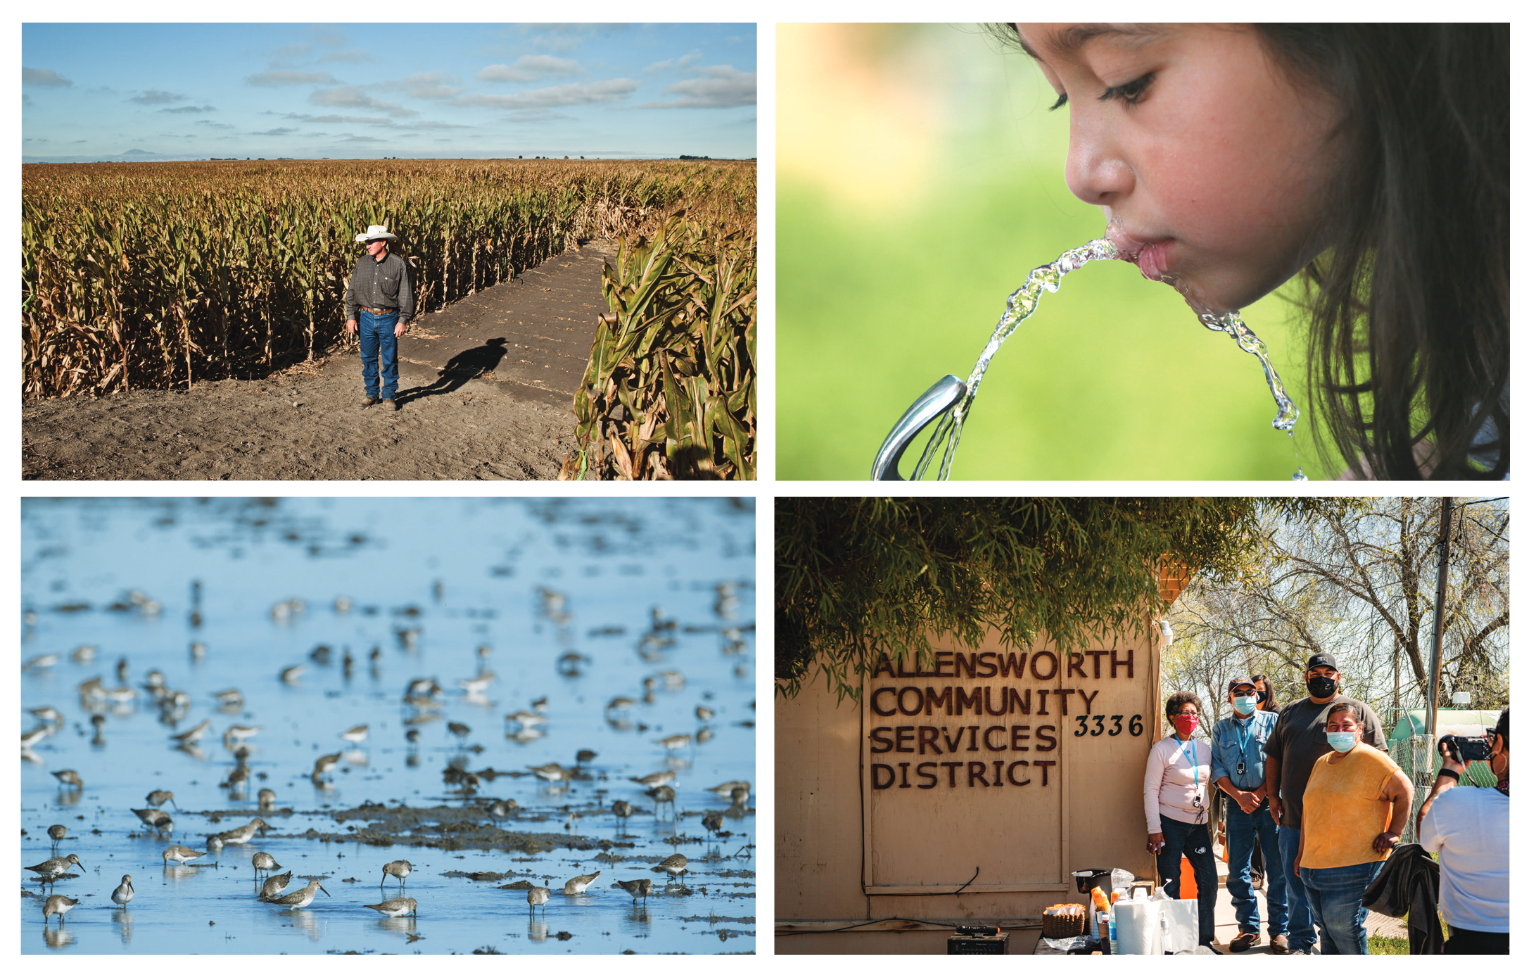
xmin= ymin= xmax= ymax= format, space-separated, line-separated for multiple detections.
xmin=1261 ymin=652 xmax=1387 ymax=953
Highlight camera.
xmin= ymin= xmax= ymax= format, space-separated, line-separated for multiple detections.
xmin=1439 ymin=732 xmax=1495 ymax=764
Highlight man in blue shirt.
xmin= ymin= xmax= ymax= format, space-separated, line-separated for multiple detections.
xmin=1212 ymin=676 xmax=1286 ymax=953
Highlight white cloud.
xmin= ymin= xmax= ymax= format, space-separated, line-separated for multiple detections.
xmin=130 ymin=90 xmax=187 ymax=105
xmin=642 ymin=66 xmax=755 ymax=109
xmin=24 ymin=67 xmax=73 ymax=87
xmin=453 ymin=78 xmax=637 ymax=109
xmin=476 ymin=56 xmax=582 ymax=84
xmin=308 ymin=86 xmax=417 ymax=118
xmin=248 ymin=69 xmax=341 ymax=88
xmin=383 ymin=72 xmax=463 ymax=101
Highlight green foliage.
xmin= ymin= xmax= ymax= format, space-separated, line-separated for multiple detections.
xmin=776 ymin=498 xmax=1335 ymax=701
xmin=1367 ymin=934 xmax=1408 ymax=955
xmin=564 ymin=213 xmax=756 ymax=480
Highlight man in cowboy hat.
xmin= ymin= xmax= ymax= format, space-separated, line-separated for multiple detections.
xmin=345 ymin=224 xmax=414 ymax=410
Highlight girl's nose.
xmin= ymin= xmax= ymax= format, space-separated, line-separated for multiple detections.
xmin=1063 ymin=118 xmax=1134 ymax=207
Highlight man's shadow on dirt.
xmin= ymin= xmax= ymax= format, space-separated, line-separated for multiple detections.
xmin=397 ymin=338 xmax=509 ymax=405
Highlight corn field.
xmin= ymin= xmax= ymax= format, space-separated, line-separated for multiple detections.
xmin=563 ymin=214 xmax=756 ymax=480
xmin=23 ymin=158 xmax=755 ymax=400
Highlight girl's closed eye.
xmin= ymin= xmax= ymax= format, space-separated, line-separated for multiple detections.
xmin=1099 ymin=72 xmax=1154 ymax=107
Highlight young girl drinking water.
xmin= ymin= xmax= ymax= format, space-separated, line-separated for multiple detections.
xmin=1003 ymin=24 xmax=1508 ymax=479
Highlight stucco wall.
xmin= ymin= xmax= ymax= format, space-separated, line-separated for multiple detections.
xmin=777 ymin=623 xmax=1167 ymax=952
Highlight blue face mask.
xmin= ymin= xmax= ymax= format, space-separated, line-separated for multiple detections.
xmin=1233 ymin=696 xmax=1258 ymax=715
xmin=1327 ymin=731 xmax=1358 ymax=753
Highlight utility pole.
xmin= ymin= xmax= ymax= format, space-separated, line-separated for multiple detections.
xmin=1426 ymin=497 xmax=1453 ymax=745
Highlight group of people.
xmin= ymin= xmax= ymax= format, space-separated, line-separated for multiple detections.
xmin=1143 ymin=653 xmax=1509 ymax=954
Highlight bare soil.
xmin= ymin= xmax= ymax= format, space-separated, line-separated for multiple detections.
xmin=22 ymin=242 xmax=616 ymax=481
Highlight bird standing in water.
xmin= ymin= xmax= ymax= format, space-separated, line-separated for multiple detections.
xmin=112 ymin=874 xmax=135 ymax=908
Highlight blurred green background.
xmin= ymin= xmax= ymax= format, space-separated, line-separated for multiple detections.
xmin=777 ymin=24 xmax=1344 ymax=481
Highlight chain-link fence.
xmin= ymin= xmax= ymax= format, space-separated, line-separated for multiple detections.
xmin=1387 ymin=730 xmax=1495 ymax=844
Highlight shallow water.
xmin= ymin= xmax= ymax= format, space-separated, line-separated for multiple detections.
xmin=20 ymin=498 xmax=757 ymax=955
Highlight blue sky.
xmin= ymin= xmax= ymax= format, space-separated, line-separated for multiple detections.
xmin=22 ymin=23 xmax=756 ymax=162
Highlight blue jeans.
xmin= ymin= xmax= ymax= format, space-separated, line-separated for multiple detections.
xmin=1156 ymin=814 xmax=1218 ymax=946
xmin=1299 ymin=861 xmax=1383 ymax=955
xmin=1277 ymin=825 xmax=1317 ymax=950
xmin=1225 ymin=800 xmax=1287 ymax=938
xmin=358 ymin=309 xmax=399 ymax=401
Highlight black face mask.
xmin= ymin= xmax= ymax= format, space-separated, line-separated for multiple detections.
xmin=1307 ymin=676 xmax=1338 ymax=699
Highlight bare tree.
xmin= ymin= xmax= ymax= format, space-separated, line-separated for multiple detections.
xmin=1168 ymin=498 xmax=1507 ymax=713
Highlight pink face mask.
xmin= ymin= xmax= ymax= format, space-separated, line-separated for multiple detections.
xmin=1172 ymin=715 xmax=1199 ymax=736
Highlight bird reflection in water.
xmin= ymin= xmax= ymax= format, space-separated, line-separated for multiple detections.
xmin=113 ymin=907 xmax=133 ymax=945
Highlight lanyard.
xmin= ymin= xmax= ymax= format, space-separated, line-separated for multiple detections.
xmin=1234 ymin=715 xmax=1252 ymax=759
xmin=1177 ymin=737 xmax=1200 ymax=783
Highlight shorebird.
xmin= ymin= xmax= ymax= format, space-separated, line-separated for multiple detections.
xmin=312 ymin=751 xmax=342 ymax=782
xmin=531 ymin=696 xmax=548 ymax=712
xmin=505 ymin=711 xmax=546 ymax=729
xmin=146 ymin=789 xmax=180 ymax=810
xmin=132 ymin=807 xmax=174 ymax=835
xmin=22 ymin=725 xmax=51 ymax=749
xmin=646 ymin=784 xmax=678 ymax=818
xmin=51 ymin=769 xmax=83 ymax=790
xmin=163 ymin=845 xmax=205 ymax=866
xmin=71 ymin=644 xmax=98 ymax=663
xmin=563 ymin=872 xmax=601 ymax=895
xmin=260 ymin=877 xmax=329 ymax=909
xmin=111 ymin=874 xmax=135 ymax=908
xmin=557 ymin=651 xmax=590 ymax=675
xmin=486 ymin=798 xmax=518 ymax=823
xmin=261 ymin=870 xmax=294 ymax=899
xmin=606 ymin=695 xmax=636 ymax=715
xmin=252 ymin=852 xmax=283 ymax=880
xmin=448 ymin=721 xmax=471 ymax=745
xmin=258 ymin=788 xmax=277 ymax=810
xmin=457 ymin=669 xmax=495 ymax=696
xmin=340 ymin=724 xmax=369 ymax=745
xmin=382 ymin=859 xmax=412 ymax=889
xmin=404 ymin=677 xmax=442 ymax=700
xmin=190 ymin=641 xmax=207 ymax=659
xmin=23 ymin=653 xmax=59 ymax=672
xmin=630 ymin=770 xmax=676 ymax=790
xmin=575 ymin=748 xmax=597 ymax=767
xmin=730 ymin=786 xmax=751 ymax=807
xmin=706 ymin=780 xmax=751 ymax=798
xmin=364 ymin=896 xmax=418 ymax=918
xmin=531 ymin=763 xmax=573 ymax=789
xmin=654 ymin=733 xmax=692 ymax=754
xmin=702 ymin=812 xmax=725 ymax=834
xmin=279 ymin=664 xmax=305 ymax=684
xmin=29 ymin=706 xmax=64 ymax=726
xmin=527 ymin=885 xmax=551 ymax=915
xmin=48 ymin=824 xmax=68 ymax=847
xmin=613 ymin=878 xmax=653 ymax=904
xmin=43 ymin=895 xmax=79 ymax=925
xmin=612 ymin=800 xmax=635 ymax=830
xmin=695 ymin=705 xmax=715 ymax=723
xmin=172 ymin=719 xmax=212 ymax=744
xmin=224 ymin=724 xmax=261 ymax=742
xmin=213 ymin=689 xmax=243 ymax=708
xmin=652 ymin=853 xmax=689 ymax=878
xmin=27 ymin=854 xmax=85 ymax=889
xmin=218 ymin=817 xmax=270 ymax=844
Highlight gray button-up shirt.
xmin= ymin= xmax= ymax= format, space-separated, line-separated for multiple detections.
xmin=345 ymin=251 xmax=414 ymax=323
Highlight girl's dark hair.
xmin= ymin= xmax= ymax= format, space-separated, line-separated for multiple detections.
xmin=1250 ymin=673 xmax=1278 ymax=713
xmin=1253 ymin=25 xmax=1508 ymax=479
xmin=1326 ymin=701 xmax=1360 ymax=724
xmin=1166 ymin=691 xmax=1201 ymax=718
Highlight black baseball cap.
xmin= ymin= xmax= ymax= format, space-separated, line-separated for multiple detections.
xmin=1305 ymin=653 xmax=1339 ymax=672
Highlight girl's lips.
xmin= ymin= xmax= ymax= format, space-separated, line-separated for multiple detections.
xmin=1135 ymin=239 xmax=1174 ymax=281
xmin=1106 ymin=229 xmax=1175 ymax=281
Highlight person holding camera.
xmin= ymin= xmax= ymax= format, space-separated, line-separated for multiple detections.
xmin=1143 ymin=691 xmax=1221 ymax=953
xmin=1414 ymin=707 xmax=1509 ymax=954
xmin=1264 ymin=653 xmax=1388 ymax=954
xmin=1211 ymin=677 xmax=1287 ymax=953
xmin=1293 ymin=702 xmax=1414 ymax=954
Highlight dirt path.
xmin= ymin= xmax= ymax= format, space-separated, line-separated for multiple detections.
xmin=22 ymin=242 xmax=616 ymax=481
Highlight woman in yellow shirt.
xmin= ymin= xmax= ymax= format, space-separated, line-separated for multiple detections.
xmin=1293 ymin=702 xmax=1414 ymax=954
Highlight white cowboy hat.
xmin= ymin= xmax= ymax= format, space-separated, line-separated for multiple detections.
xmin=355 ymin=224 xmax=398 ymax=243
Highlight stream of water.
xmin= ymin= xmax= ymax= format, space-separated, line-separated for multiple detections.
xmin=908 ymin=238 xmax=1305 ymax=480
